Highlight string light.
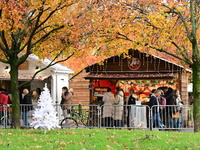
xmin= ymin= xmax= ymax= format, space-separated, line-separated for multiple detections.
xmin=113 ymin=56 xmax=115 ymax=63
xmin=168 ymin=62 xmax=170 ymax=72
xmin=119 ymin=56 xmax=121 ymax=66
xmin=97 ymin=63 xmax=99 ymax=74
xmin=157 ymin=59 xmax=160 ymax=72
xmin=154 ymin=58 xmax=156 ymax=70
xmin=121 ymin=55 xmax=123 ymax=71
xmin=143 ymin=53 xmax=145 ymax=65
xmin=86 ymin=73 xmax=176 ymax=78
xmin=172 ymin=64 xmax=174 ymax=73
xmin=146 ymin=56 xmax=149 ymax=71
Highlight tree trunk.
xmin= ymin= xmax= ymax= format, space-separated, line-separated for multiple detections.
xmin=192 ymin=62 xmax=200 ymax=132
xmin=10 ymin=64 xmax=21 ymax=128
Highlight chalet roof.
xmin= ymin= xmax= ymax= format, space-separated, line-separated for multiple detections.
xmin=84 ymin=50 xmax=191 ymax=80
xmin=29 ymin=54 xmax=74 ymax=73
xmin=85 ymin=50 xmax=191 ymax=72
xmin=0 ymin=54 xmax=74 ymax=80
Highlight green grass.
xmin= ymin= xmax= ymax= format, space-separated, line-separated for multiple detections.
xmin=0 ymin=129 xmax=200 ymax=150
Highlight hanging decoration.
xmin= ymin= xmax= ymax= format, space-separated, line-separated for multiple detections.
xmin=117 ymin=79 xmax=177 ymax=94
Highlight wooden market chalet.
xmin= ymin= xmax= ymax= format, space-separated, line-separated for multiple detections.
xmin=69 ymin=50 xmax=190 ymax=105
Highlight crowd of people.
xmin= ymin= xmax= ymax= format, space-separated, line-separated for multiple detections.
xmin=101 ymin=86 xmax=185 ymax=129
xmin=0 ymin=85 xmax=74 ymax=127
xmin=149 ymin=87 xmax=183 ymax=130
xmin=0 ymin=87 xmax=41 ymax=127
xmin=0 ymin=85 xmax=188 ymax=129
xmin=102 ymin=87 xmax=127 ymax=127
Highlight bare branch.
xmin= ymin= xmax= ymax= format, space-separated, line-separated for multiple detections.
xmin=162 ymin=4 xmax=192 ymax=43
xmin=19 ymin=25 xmax=51 ymax=52
xmin=26 ymin=10 xmax=44 ymax=54
xmin=123 ymin=2 xmax=147 ymax=15
xmin=149 ymin=45 xmax=192 ymax=66
xmin=115 ymin=31 xmax=192 ymax=66
xmin=31 ymin=25 xmax=64 ymax=47
xmin=170 ymin=38 xmax=193 ymax=65
xmin=36 ymin=4 xmax=66 ymax=29
xmin=17 ymin=53 xmax=30 ymax=67
xmin=0 ymin=42 xmax=6 ymax=51
xmin=0 ymin=31 xmax=10 ymax=51
xmin=23 ymin=3 xmax=70 ymax=54
xmin=0 ymin=57 xmax=9 ymax=63
xmin=116 ymin=31 xmax=133 ymax=42
xmin=0 ymin=32 xmax=11 ymax=60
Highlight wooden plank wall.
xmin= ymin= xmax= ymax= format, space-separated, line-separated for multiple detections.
xmin=181 ymin=71 xmax=189 ymax=105
xmin=69 ymin=70 xmax=90 ymax=105
xmin=180 ymin=71 xmax=189 ymax=127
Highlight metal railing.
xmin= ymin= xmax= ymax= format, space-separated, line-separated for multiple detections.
xmin=150 ymin=105 xmax=193 ymax=132
xmin=0 ymin=104 xmax=194 ymax=132
xmin=100 ymin=104 xmax=150 ymax=130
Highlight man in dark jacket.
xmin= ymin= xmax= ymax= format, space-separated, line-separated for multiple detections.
xmin=20 ymin=89 xmax=32 ymax=126
xmin=149 ymin=90 xmax=163 ymax=130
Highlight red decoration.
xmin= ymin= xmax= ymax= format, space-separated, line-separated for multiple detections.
xmin=128 ymin=57 xmax=141 ymax=70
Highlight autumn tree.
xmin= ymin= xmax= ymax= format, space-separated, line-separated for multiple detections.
xmin=1 ymin=0 xmax=199 ymax=131
xmin=73 ymin=0 xmax=199 ymax=131
xmin=0 ymin=0 xmax=103 ymax=128
xmin=118 ymin=0 xmax=200 ymax=132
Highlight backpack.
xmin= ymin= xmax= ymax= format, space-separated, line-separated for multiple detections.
xmin=160 ymin=97 xmax=166 ymax=109
xmin=128 ymin=95 xmax=136 ymax=105
xmin=60 ymin=98 xmax=64 ymax=105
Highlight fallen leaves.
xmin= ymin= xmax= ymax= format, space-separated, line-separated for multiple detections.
xmin=59 ymin=141 xmax=66 ymax=146
xmin=0 ymin=129 xmax=199 ymax=150
xmin=29 ymin=145 xmax=42 ymax=149
xmin=106 ymin=145 xmax=112 ymax=149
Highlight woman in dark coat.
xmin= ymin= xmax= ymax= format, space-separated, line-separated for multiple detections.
xmin=20 ymin=89 xmax=33 ymax=126
xmin=164 ymin=87 xmax=174 ymax=127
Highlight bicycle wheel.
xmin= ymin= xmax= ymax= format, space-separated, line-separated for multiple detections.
xmin=60 ymin=117 xmax=78 ymax=129
xmin=0 ymin=115 xmax=11 ymax=128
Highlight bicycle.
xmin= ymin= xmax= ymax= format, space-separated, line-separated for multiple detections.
xmin=60 ymin=107 xmax=100 ymax=129
xmin=0 ymin=104 xmax=12 ymax=128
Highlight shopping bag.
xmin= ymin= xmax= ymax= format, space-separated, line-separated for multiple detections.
xmin=172 ymin=112 xmax=180 ymax=118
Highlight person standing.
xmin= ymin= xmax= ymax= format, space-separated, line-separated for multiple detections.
xmin=127 ymin=89 xmax=138 ymax=127
xmin=175 ymin=89 xmax=183 ymax=130
xmin=20 ymin=89 xmax=33 ymax=126
xmin=113 ymin=87 xmax=124 ymax=127
xmin=0 ymin=88 xmax=11 ymax=121
xmin=169 ymin=89 xmax=183 ymax=130
xmin=102 ymin=87 xmax=115 ymax=127
xmin=35 ymin=88 xmax=41 ymax=100
xmin=164 ymin=87 xmax=174 ymax=127
xmin=149 ymin=90 xmax=163 ymax=130
xmin=61 ymin=87 xmax=72 ymax=126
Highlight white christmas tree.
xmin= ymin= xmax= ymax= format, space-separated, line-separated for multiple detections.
xmin=31 ymin=84 xmax=60 ymax=133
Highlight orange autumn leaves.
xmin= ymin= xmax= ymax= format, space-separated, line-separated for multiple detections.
xmin=0 ymin=0 xmax=196 ymax=71
xmin=65 ymin=0 xmax=194 ymax=72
